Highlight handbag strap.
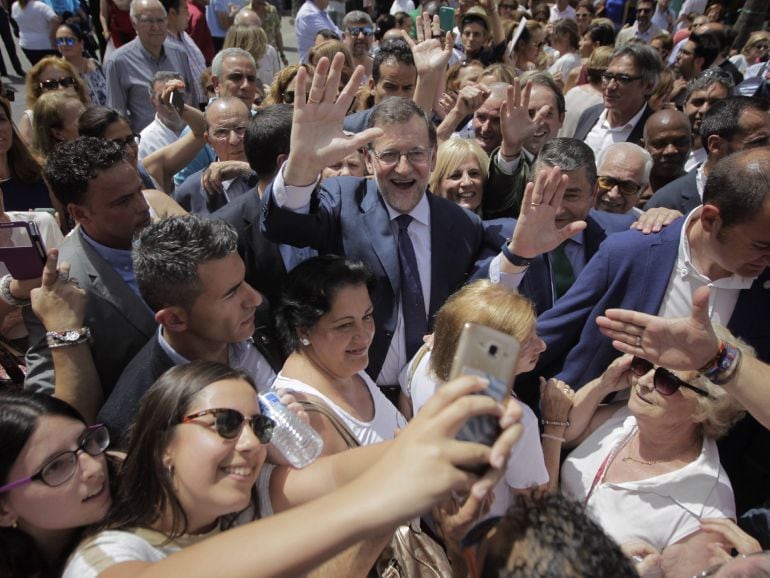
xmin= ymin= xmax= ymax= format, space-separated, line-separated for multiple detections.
xmin=297 ymin=398 xmax=361 ymax=449
xmin=404 ymin=343 xmax=430 ymax=398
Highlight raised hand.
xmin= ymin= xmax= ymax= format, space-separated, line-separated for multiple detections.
xmin=283 ymin=54 xmax=384 ymax=186
xmin=596 ymin=285 xmax=720 ymax=370
xmin=30 ymin=249 xmax=87 ymax=332
xmin=507 ymin=166 xmax=587 ymax=261
xmin=409 ymin=13 xmax=454 ymax=76
xmin=500 ymin=80 xmax=552 ymax=158
xmin=452 ymin=84 xmax=490 ymax=118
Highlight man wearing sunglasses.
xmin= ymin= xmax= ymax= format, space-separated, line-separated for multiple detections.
xmin=99 ymin=215 xmax=282 ymax=446
xmin=341 ymin=11 xmax=374 ymax=78
xmin=574 ymin=44 xmax=661 ymax=160
xmin=594 ymin=142 xmax=651 ymax=215
xmin=615 ymin=0 xmax=662 ymax=46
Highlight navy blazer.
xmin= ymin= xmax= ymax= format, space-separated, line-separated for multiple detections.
xmin=572 ymin=102 xmax=654 ymax=146
xmin=261 ymin=176 xmax=484 ymax=380
xmin=643 ymin=168 xmax=701 ymax=213
xmin=475 ymin=210 xmax=636 ymax=316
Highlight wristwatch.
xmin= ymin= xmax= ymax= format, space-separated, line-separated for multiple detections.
xmin=46 ymin=327 xmax=93 ymax=349
xmin=501 ymin=240 xmax=533 ymax=267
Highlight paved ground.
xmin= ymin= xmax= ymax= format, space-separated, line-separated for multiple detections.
xmin=2 ymin=15 xmax=300 ymax=125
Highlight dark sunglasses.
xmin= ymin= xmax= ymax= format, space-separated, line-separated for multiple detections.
xmin=597 ymin=175 xmax=642 ymax=197
xmin=56 ymin=36 xmax=77 ymax=46
xmin=347 ymin=26 xmax=373 ymax=37
xmin=630 ymin=357 xmax=713 ymax=398
xmin=282 ymin=89 xmax=309 ymax=104
xmin=39 ymin=77 xmax=77 ymax=91
xmin=601 ymin=72 xmax=642 ymax=86
xmin=0 ymin=424 xmax=109 ymax=493
xmin=182 ymin=408 xmax=275 ymax=443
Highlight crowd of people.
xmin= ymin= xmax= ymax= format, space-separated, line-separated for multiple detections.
xmin=1 ymin=0 xmax=770 ymax=576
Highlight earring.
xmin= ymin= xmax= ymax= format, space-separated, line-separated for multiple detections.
xmin=11 ymin=520 xmax=17 ymax=529
xmin=300 ymin=337 xmax=310 ymax=346
xmin=167 ymin=464 xmax=174 ymax=480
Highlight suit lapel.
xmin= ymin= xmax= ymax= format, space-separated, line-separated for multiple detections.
xmin=639 ymin=220 xmax=682 ymax=313
xmin=360 ymin=182 xmax=401 ymax=297
xmin=76 ymin=234 xmax=156 ymax=337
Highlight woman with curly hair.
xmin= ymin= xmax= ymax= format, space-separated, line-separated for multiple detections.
xmin=265 ymin=63 xmax=314 ymax=106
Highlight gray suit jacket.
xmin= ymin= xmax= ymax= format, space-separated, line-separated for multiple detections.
xmin=23 ymin=229 xmax=157 ymax=397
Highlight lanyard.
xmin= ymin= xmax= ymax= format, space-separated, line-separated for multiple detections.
xmin=584 ymin=427 xmax=636 ymax=506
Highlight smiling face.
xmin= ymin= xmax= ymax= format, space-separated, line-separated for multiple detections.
xmin=644 ymin=111 xmax=691 ymax=180
xmin=438 ymin=153 xmax=484 ymax=212
xmin=602 ymin=54 xmax=650 ymax=122
xmin=302 ymin=283 xmax=376 ymax=379
xmin=629 ymin=366 xmax=700 ymax=428
xmin=55 ymin=25 xmax=84 ymax=60
xmin=366 ymin=116 xmax=435 ymax=214
xmin=472 ymin=94 xmax=504 ymax=154
xmin=164 ymin=378 xmax=266 ymax=533
xmin=684 ymin=82 xmax=730 ymax=137
xmin=523 ymin=84 xmax=563 ymax=155
xmin=553 ymin=166 xmax=597 ymax=228
xmin=595 ymin=147 xmax=647 ymax=213
xmin=1 ymin=416 xmax=111 ymax=534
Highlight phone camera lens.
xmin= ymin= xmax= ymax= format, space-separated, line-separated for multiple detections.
xmin=488 ymin=344 xmax=498 ymax=356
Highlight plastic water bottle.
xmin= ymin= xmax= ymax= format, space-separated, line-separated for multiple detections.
xmin=259 ymin=392 xmax=324 ymax=468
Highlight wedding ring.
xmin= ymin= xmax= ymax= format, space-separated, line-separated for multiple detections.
xmin=307 ymin=97 xmax=321 ymax=104
xmin=530 ymin=202 xmax=542 ymax=206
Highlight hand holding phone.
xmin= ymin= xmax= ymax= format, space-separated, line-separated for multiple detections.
xmin=0 ymin=221 xmax=47 ymax=279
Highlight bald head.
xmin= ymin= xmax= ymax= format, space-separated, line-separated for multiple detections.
xmin=644 ymin=109 xmax=692 ymax=182
xmin=234 ymin=8 xmax=261 ymax=27
xmin=595 ymin=142 xmax=651 ymax=214
xmin=205 ymin=97 xmax=251 ymax=162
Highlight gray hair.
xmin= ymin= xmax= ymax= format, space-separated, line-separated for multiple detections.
xmin=368 ymin=97 xmax=436 ymax=147
xmin=129 ymin=0 xmax=166 ymax=22
xmin=203 ymin=95 xmax=250 ymax=129
xmin=148 ymin=70 xmax=183 ymax=95
xmin=520 ymin=70 xmax=566 ymax=117
xmin=596 ymin=142 xmax=652 ymax=186
xmin=133 ymin=215 xmax=239 ymax=312
xmin=533 ymin=138 xmax=597 ymax=187
xmin=684 ymin=68 xmax=735 ymax=104
xmin=342 ymin=10 xmax=373 ymax=28
xmin=611 ymin=43 xmax=662 ymax=89
xmin=212 ymin=47 xmax=256 ymax=78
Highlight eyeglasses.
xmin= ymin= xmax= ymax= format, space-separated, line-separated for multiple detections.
xmin=597 ymin=175 xmax=642 ymax=197
xmin=209 ymin=125 xmax=248 ymax=140
xmin=755 ymin=43 xmax=769 ymax=51
xmin=136 ymin=16 xmax=167 ymax=25
xmin=282 ymin=88 xmax=309 ymax=104
xmin=347 ymin=26 xmax=373 ymax=37
xmin=0 ymin=424 xmax=110 ymax=493
xmin=39 ymin=77 xmax=77 ymax=91
xmin=112 ymin=133 xmax=140 ymax=148
xmin=182 ymin=408 xmax=275 ymax=443
xmin=601 ymin=72 xmax=643 ymax=86
xmin=370 ymin=147 xmax=431 ymax=167
xmin=630 ymin=357 xmax=713 ymax=398
xmin=56 ymin=37 xmax=77 ymax=46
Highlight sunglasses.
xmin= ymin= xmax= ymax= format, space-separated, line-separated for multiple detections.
xmin=282 ymin=89 xmax=309 ymax=104
xmin=56 ymin=37 xmax=77 ymax=46
xmin=630 ymin=357 xmax=713 ymax=398
xmin=347 ymin=26 xmax=373 ymax=37
xmin=597 ymin=175 xmax=642 ymax=197
xmin=111 ymin=133 xmax=140 ymax=148
xmin=601 ymin=72 xmax=642 ymax=86
xmin=0 ymin=424 xmax=110 ymax=493
xmin=182 ymin=408 xmax=275 ymax=443
xmin=39 ymin=77 xmax=77 ymax=91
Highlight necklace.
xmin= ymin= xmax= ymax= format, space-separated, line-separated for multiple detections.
xmin=622 ymin=431 xmax=700 ymax=466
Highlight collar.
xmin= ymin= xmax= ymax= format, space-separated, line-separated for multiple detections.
xmin=79 ymin=227 xmax=134 ymax=272
xmin=138 ymin=39 xmax=167 ymax=62
xmin=679 ymin=207 xmax=756 ymax=290
xmin=384 ymin=191 xmax=430 ymax=228
xmin=157 ymin=325 xmax=255 ymax=366
xmin=599 ymin=102 xmax=648 ymax=131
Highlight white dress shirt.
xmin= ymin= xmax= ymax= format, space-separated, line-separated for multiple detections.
xmin=584 ymin=104 xmax=649 ymax=160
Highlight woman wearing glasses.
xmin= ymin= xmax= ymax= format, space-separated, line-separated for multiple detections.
xmin=55 ymin=23 xmax=108 ymax=106
xmin=61 ymin=360 xmax=521 ymax=577
xmin=506 ymin=19 xmax=546 ymax=75
xmin=19 ymin=56 xmax=89 ymax=146
xmin=0 ymin=391 xmax=113 ymax=578
xmin=554 ymin=341 xmax=750 ymax=576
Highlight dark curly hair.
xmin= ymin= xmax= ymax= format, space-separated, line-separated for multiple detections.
xmin=275 ymin=255 xmax=375 ymax=354
xmin=42 ymin=136 xmax=126 ymax=207
xmin=481 ymin=492 xmax=638 ymax=578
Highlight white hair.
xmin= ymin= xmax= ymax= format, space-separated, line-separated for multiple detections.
xmin=596 ymin=142 xmax=653 ymax=185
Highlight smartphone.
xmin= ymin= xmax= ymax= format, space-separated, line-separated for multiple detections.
xmin=0 ymin=221 xmax=47 ymax=279
xmin=169 ymin=90 xmax=185 ymax=115
xmin=439 ymin=6 xmax=455 ymax=33
xmin=448 ymin=323 xmax=520 ymax=448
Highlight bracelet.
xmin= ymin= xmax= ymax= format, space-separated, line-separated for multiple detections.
xmin=699 ymin=340 xmax=742 ymax=385
xmin=541 ymin=433 xmax=565 ymax=443
xmin=46 ymin=327 xmax=93 ymax=349
xmin=541 ymin=418 xmax=570 ymax=427
xmin=501 ymin=241 xmax=533 ymax=267
xmin=0 ymin=274 xmax=30 ymax=307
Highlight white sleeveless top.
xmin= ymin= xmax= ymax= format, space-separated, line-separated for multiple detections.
xmin=272 ymin=371 xmax=407 ymax=447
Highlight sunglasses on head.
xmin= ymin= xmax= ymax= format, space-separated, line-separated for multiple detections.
xmin=39 ymin=77 xmax=77 ymax=91
xmin=182 ymin=408 xmax=275 ymax=443
xmin=630 ymin=357 xmax=713 ymax=398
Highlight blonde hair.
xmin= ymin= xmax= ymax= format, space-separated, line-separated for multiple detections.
xmin=429 ymin=139 xmax=490 ymax=205
xmin=265 ymin=64 xmax=314 ymax=105
xmin=430 ymin=281 xmax=536 ymax=381
xmin=223 ymin=25 xmax=269 ymax=67
xmin=25 ymin=56 xmax=89 ymax=108
xmin=32 ymin=91 xmax=83 ymax=157
xmin=308 ymin=40 xmax=354 ymax=76
xmin=743 ymin=30 xmax=770 ymax=58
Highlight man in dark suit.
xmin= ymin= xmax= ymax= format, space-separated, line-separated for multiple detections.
xmin=262 ymin=56 xmax=503 ymax=393
xmin=99 ymin=216 xmax=282 ymax=445
xmin=23 ymin=138 xmax=156 ymax=403
xmin=573 ymin=44 xmax=660 ymax=160
xmin=537 ymin=148 xmax=770 ymax=515
xmin=645 ymin=96 xmax=770 ymax=213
